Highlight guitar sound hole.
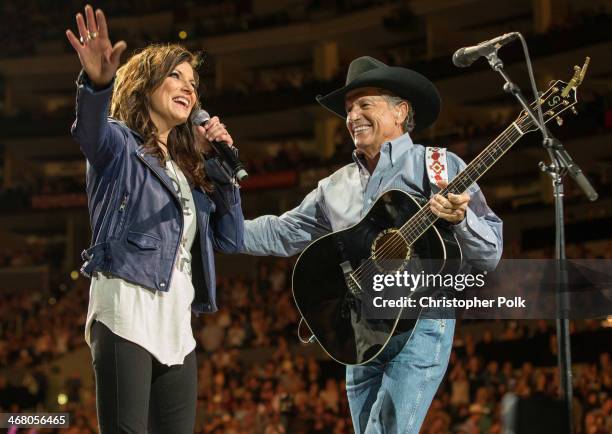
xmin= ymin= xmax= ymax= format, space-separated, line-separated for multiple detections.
xmin=371 ymin=229 xmax=411 ymax=272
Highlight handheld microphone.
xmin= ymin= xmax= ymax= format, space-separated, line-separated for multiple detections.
xmin=192 ymin=109 xmax=249 ymax=182
xmin=452 ymin=32 xmax=519 ymax=68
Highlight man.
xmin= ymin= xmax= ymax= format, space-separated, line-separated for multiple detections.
xmin=242 ymin=56 xmax=502 ymax=433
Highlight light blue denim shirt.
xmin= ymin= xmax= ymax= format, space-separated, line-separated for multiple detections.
xmin=242 ymin=133 xmax=502 ymax=270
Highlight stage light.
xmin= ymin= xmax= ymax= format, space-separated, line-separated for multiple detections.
xmin=70 ymin=270 xmax=79 ymax=280
xmin=178 ymin=30 xmax=188 ymax=40
xmin=58 ymin=393 xmax=68 ymax=405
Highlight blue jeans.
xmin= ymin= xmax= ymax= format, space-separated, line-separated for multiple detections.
xmin=345 ymin=318 xmax=455 ymax=434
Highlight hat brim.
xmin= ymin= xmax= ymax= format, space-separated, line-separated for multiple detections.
xmin=316 ymin=66 xmax=441 ymax=132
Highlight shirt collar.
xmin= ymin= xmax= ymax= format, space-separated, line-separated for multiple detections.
xmin=352 ymin=132 xmax=414 ymax=172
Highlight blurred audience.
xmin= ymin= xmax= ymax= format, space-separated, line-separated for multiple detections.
xmin=1 ymin=253 xmax=611 ymax=433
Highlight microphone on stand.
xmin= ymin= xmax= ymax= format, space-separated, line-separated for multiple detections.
xmin=452 ymin=32 xmax=519 ymax=68
xmin=192 ymin=109 xmax=249 ymax=182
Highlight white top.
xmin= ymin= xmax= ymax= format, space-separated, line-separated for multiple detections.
xmin=85 ymin=159 xmax=198 ymax=366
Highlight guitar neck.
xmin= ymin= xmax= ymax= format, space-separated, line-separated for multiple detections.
xmin=445 ymin=122 xmax=524 ymax=195
xmin=401 ymin=121 xmax=525 ymax=245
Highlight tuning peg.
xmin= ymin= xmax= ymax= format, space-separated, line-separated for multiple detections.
xmin=556 ymin=116 xmax=563 ymax=126
xmin=571 ymin=107 xmax=578 ymax=115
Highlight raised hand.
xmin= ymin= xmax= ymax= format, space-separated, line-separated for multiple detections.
xmin=65 ymin=5 xmax=127 ymax=88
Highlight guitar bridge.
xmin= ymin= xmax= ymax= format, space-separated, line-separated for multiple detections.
xmin=340 ymin=261 xmax=362 ymax=296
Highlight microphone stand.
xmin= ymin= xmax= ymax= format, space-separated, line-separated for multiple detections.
xmin=484 ymin=44 xmax=596 ymax=434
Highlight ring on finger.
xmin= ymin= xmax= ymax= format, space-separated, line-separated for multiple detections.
xmin=80 ymin=31 xmax=98 ymax=44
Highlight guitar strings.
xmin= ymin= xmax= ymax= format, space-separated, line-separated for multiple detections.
xmin=351 ymin=130 xmax=516 ymax=281
xmin=349 ymin=99 xmax=551 ymax=282
xmin=352 ymin=92 xmax=569 ymax=281
xmin=374 ymin=94 xmax=568 ymax=265
xmin=351 ymin=126 xmax=521 ymax=281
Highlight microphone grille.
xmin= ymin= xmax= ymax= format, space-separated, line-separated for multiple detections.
xmin=192 ymin=109 xmax=210 ymax=125
xmin=452 ymin=48 xmax=470 ymax=68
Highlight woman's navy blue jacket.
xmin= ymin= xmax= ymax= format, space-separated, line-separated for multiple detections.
xmin=71 ymin=73 xmax=244 ymax=314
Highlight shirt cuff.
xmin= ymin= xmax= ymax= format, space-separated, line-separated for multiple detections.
xmin=452 ymin=208 xmax=496 ymax=245
xmin=452 ymin=216 xmax=469 ymax=232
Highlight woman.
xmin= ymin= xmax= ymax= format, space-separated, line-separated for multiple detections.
xmin=66 ymin=5 xmax=244 ymax=432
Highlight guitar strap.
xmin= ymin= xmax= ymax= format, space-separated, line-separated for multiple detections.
xmin=425 ymin=146 xmax=448 ymax=193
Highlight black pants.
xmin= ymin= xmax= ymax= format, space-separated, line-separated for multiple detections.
xmin=90 ymin=320 xmax=197 ymax=434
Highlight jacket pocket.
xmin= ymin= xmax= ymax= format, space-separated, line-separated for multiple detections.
xmin=126 ymin=231 xmax=161 ymax=250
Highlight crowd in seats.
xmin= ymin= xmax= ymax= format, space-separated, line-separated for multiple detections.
xmin=0 ymin=184 xmax=31 ymax=213
xmin=423 ymin=349 xmax=612 ymax=433
xmin=216 ymin=64 xmax=314 ymax=101
xmin=0 ymin=237 xmax=65 ymax=269
xmin=0 ymin=243 xmax=55 ymax=268
xmin=0 ymin=0 xmax=395 ymax=59
xmin=245 ymin=141 xmax=321 ymax=176
xmin=0 ymin=279 xmax=88 ymax=369
xmin=0 ymin=0 xmax=177 ymax=57
xmin=2 ymin=4 xmax=607 ymax=116
xmin=1 ymin=88 xmax=610 ymax=213
xmin=1 ymin=242 xmax=612 ymax=432
xmin=203 ymin=9 xmax=611 ymax=116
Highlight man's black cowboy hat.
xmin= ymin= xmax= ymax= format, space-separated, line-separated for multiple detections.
xmin=316 ymin=56 xmax=441 ymax=131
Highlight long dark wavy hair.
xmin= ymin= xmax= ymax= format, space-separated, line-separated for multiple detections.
xmin=110 ymin=44 xmax=213 ymax=192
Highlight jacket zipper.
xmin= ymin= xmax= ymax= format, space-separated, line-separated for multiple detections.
xmin=114 ymin=192 xmax=129 ymax=237
xmin=119 ymin=193 xmax=128 ymax=212
xmin=137 ymin=153 xmax=184 ymax=289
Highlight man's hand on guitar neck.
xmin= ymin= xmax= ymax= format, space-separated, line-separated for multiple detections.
xmin=429 ymin=180 xmax=470 ymax=224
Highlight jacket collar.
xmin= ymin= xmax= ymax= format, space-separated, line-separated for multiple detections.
xmin=112 ymin=118 xmax=185 ymax=201
xmin=135 ymin=145 xmax=181 ymax=202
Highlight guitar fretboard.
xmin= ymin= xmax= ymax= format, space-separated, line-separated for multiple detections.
xmin=399 ymin=122 xmax=524 ymax=245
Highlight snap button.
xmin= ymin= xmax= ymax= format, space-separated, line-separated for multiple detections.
xmin=160 ymin=281 xmax=166 ymax=288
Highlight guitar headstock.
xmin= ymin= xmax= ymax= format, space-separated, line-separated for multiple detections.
xmin=515 ymin=57 xmax=589 ymax=133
